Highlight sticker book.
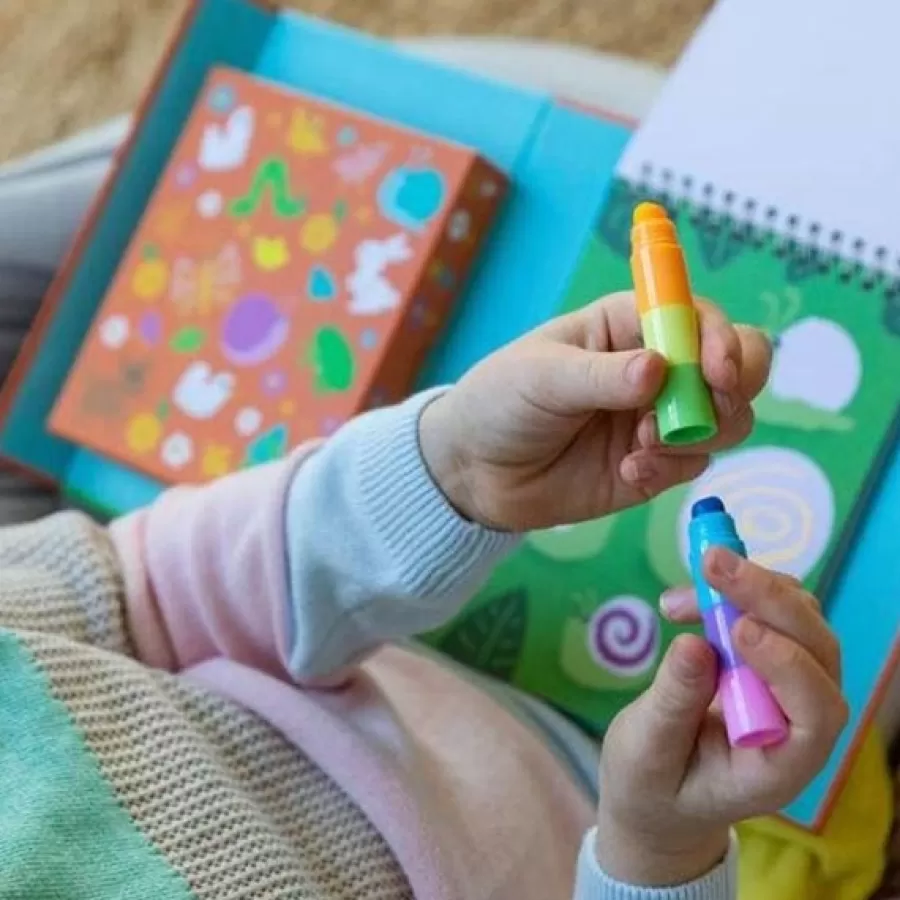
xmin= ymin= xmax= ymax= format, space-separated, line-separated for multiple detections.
xmin=48 ymin=67 xmax=504 ymax=485
xmin=0 ymin=0 xmax=630 ymax=515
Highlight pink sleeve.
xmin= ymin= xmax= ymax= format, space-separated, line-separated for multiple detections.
xmin=109 ymin=447 xmax=315 ymax=678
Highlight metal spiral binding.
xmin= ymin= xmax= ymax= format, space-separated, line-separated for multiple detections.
xmin=632 ymin=162 xmax=900 ymax=298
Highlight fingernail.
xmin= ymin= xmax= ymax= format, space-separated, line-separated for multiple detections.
xmin=738 ymin=617 xmax=764 ymax=647
xmin=670 ymin=635 xmax=712 ymax=680
xmin=660 ymin=588 xmax=691 ymax=617
xmin=622 ymin=455 xmax=657 ymax=485
xmin=625 ymin=352 xmax=649 ymax=385
xmin=708 ymin=547 xmax=740 ymax=579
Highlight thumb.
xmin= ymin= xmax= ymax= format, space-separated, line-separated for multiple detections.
xmin=531 ymin=343 xmax=666 ymax=414
xmin=629 ymin=635 xmax=718 ymax=788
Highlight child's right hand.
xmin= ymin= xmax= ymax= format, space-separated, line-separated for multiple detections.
xmin=593 ymin=548 xmax=847 ymax=887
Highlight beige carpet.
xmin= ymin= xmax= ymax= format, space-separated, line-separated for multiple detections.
xmin=0 ymin=0 xmax=711 ymax=163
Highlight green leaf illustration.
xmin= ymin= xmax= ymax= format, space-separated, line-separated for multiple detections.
xmin=438 ymin=589 xmax=528 ymax=682
xmin=169 ymin=326 xmax=206 ymax=354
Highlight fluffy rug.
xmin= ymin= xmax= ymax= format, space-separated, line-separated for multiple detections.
xmin=0 ymin=0 xmax=711 ymax=162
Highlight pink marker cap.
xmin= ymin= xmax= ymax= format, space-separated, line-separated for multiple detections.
xmin=719 ymin=665 xmax=788 ymax=749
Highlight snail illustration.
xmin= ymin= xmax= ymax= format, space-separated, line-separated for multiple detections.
xmin=754 ymin=287 xmax=860 ymax=431
xmin=558 ymin=591 xmax=660 ymax=691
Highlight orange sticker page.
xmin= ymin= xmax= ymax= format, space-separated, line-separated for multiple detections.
xmin=50 ymin=66 xmax=504 ymax=484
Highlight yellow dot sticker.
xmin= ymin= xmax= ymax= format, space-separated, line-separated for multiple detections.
xmin=125 ymin=413 xmax=162 ymax=454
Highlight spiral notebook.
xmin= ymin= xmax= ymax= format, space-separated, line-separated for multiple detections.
xmin=424 ymin=0 xmax=900 ymax=830
xmin=555 ymin=0 xmax=900 ymax=606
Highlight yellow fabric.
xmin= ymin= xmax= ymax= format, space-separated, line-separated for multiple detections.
xmin=736 ymin=728 xmax=892 ymax=900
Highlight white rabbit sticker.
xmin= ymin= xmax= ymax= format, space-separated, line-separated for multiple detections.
xmin=172 ymin=361 xmax=235 ymax=420
xmin=199 ymin=106 xmax=255 ymax=172
xmin=345 ymin=233 xmax=414 ymax=316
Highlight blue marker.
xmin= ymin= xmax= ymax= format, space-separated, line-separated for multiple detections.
xmin=689 ymin=496 xmax=788 ymax=748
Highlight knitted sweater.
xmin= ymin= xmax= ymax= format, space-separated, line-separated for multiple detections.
xmin=0 ymin=391 xmax=737 ymax=899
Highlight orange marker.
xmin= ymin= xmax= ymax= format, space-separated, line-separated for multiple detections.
xmin=631 ymin=202 xmax=717 ymax=445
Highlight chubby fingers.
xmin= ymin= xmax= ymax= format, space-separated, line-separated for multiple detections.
xmin=607 ymin=634 xmax=719 ymax=790
xmin=696 ymin=302 xmax=772 ymax=401
xmin=519 ymin=339 xmax=668 ymax=414
xmin=618 ymin=451 xmax=711 ymax=500
xmin=706 ymin=549 xmax=840 ymax=681
xmin=634 ymin=318 xmax=771 ymax=454
xmin=660 ymin=553 xmax=847 ymax=786
xmin=660 ymin=550 xmax=840 ymax=682
xmin=695 ymin=300 xmax=742 ymax=393
xmin=544 ymin=292 xmax=770 ymax=401
xmin=732 ymin=612 xmax=848 ymax=749
xmin=717 ymin=555 xmax=847 ymax=798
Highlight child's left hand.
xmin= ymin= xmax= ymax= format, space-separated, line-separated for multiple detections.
xmin=420 ymin=291 xmax=771 ymax=531
xmin=592 ymin=550 xmax=847 ymax=887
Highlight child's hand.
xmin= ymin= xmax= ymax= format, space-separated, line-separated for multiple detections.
xmin=594 ymin=549 xmax=847 ymax=887
xmin=419 ymin=292 xmax=771 ymax=531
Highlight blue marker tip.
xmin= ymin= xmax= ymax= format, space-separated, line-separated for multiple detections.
xmin=690 ymin=496 xmax=725 ymax=519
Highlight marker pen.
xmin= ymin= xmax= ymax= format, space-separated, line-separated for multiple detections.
xmin=630 ymin=202 xmax=717 ymax=446
xmin=689 ymin=495 xmax=788 ymax=749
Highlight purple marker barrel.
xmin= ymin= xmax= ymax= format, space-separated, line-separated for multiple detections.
xmin=688 ymin=496 xmax=788 ymax=749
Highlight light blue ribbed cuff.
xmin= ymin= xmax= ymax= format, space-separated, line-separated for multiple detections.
xmin=574 ymin=828 xmax=738 ymax=900
xmin=356 ymin=388 xmax=521 ymax=597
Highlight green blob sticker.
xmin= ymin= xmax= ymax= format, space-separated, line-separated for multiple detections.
xmin=309 ymin=326 xmax=355 ymax=393
xmin=169 ymin=327 xmax=206 ymax=354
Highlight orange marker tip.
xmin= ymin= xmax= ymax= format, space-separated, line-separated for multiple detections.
xmin=633 ymin=202 xmax=670 ymax=225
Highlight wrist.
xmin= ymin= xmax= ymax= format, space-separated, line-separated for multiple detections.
xmin=418 ymin=392 xmax=479 ymax=524
xmin=593 ymin=809 xmax=729 ymax=888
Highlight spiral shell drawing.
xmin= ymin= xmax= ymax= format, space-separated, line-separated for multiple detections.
xmin=676 ymin=447 xmax=835 ymax=581
xmin=558 ymin=594 xmax=661 ymax=690
xmin=586 ymin=596 xmax=660 ymax=679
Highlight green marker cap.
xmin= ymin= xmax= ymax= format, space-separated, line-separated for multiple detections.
xmin=656 ymin=362 xmax=718 ymax=446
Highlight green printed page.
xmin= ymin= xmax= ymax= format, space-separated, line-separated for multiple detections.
xmin=421 ymin=178 xmax=900 ymax=732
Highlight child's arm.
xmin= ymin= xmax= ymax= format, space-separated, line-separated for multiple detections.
xmin=110 ymin=389 xmax=518 ymax=681
xmin=109 ymin=290 xmax=768 ymax=680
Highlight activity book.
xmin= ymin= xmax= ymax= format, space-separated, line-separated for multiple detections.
xmin=1 ymin=0 xmax=899 ymax=832
xmin=48 ymin=66 xmax=505 ymax=485
xmin=0 ymin=0 xmax=630 ymax=513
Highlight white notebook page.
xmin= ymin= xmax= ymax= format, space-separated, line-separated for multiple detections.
xmin=618 ymin=0 xmax=900 ymax=267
